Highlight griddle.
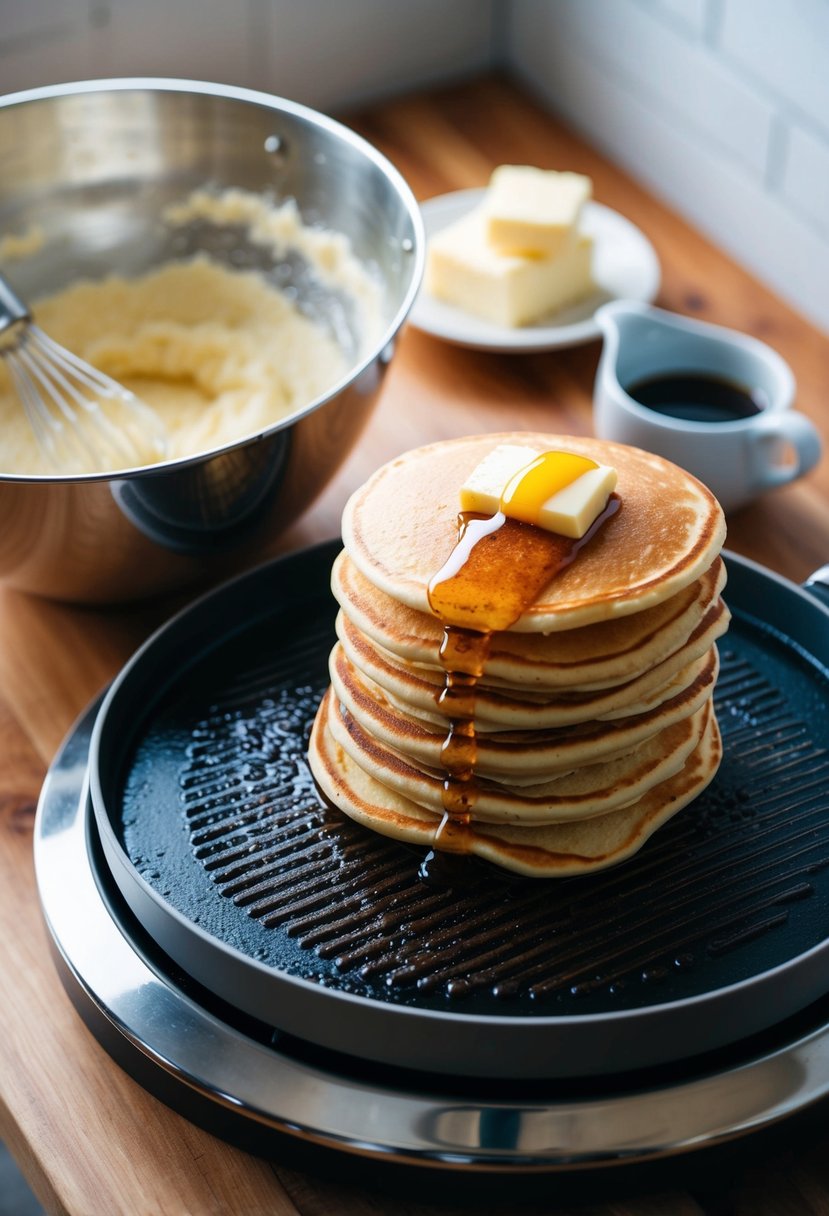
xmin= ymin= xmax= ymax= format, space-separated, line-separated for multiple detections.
xmin=85 ymin=541 xmax=829 ymax=1079
xmin=30 ymin=710 xmax=829 ymax=1192
xmin=34 ymin=709 xmax=829 ymax=1192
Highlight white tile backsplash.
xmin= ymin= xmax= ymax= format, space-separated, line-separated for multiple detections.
xmin=0 ymin=20 xmax=107 ymax=93
xmin=0 ymin=0 xmax=88 ymax=45
xmin=784 ymin=122 xmax=829 ymax=242
xmin=638 ymin=0 xmax=711 ymax=39
xmin=0 ymin=0 xmax=826 ymax=333
xmin=720 ymin=0 xmax=829 ymax=131
xmin=257 ymin=0 xmax=494 ymax=109
xmin=624 ymin=55 xmax=828 ymax=330
xmin=0 ymin=0 xmax=495 ymax=105
xmin=518 ymin=0 xmax=774 ymax=179
xmin=506 ymin=0 xmax=829 ymax=334
xmin=95 ymin=0 xmax=254 ymax=87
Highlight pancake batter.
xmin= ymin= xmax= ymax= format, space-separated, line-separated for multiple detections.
xmin=0 ymin=194 xmax=382 ymax=475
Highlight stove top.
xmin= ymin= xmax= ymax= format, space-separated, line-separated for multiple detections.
xmin=34 ymin=699 xmax=829 ymax=1196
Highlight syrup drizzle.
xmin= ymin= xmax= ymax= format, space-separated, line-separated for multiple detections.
xmin=424 ymin=494 xmax=621 ymax=874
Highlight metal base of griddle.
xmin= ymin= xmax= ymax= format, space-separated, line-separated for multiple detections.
xmin=32 ymin=700 xmax=829 ymax=1195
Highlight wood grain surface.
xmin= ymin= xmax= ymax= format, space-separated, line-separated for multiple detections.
xmin=1 ymin=74 xmax=829 ymax=1216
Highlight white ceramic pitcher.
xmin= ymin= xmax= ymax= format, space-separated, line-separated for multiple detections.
xmin=594 ymin=300 xmax=822 ymax=513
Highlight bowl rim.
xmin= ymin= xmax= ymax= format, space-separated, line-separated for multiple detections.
xmin=0 ymin=76 xmax=426 ymax=484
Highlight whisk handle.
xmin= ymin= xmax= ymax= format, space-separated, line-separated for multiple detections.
xmin=0 ymin=273 xmax=30 ymax=337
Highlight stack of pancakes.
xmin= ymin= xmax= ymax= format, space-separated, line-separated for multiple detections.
xmin=310 ymin=433 xmax=729 ymax=877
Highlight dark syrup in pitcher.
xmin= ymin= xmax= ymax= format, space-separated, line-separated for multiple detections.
xmin=625 ymin=372 xmax=768 ymax=424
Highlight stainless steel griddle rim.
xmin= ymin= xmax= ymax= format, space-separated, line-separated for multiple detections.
xmin=32 ymin=704 xmax=829 ymax=1170
xmin=86 ymin=545 xmax=829 ymax=1080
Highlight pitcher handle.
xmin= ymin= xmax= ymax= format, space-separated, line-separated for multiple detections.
xmin=748 ymin=410 xmax=822 ymax=493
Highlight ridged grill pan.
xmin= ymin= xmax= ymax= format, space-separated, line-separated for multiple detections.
xmin=89 ymin=542 xmax=829 ymax=1078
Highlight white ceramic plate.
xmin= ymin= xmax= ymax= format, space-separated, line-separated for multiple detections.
xmin=409 ymin=188 xmax=661 ymax=353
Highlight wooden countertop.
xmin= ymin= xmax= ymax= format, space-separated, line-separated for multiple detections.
xmin=2 ymin=75 xmax=829 ymax=1216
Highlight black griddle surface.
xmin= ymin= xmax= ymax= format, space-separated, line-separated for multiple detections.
xmin=106 ymin=543 xmax=829 ymax=1020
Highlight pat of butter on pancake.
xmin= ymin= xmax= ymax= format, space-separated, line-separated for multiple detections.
xmin=460 ymin=442 xmax=617 ymax=539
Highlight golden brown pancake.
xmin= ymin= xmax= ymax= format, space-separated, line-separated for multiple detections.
xmin=332 ymin=550 xmax=726 ymax=690
xmin=341 ymin=433 xmax=726 ymax=632
xmin=336 ymin=602 xmax=730 ymax=729
xmin=311 ymin=432 xmax=728 ymax=877
xmin=309 ymin=690 xmax=723 ymax=877
xmin=330 ymin=641 xmax=720 ymax=782
xmin=325 ymin=685 xmax=705 ymax=826
xmin=327 ymin=689 xmax=711 ymax=823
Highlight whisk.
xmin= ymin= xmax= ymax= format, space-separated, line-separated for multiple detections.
xmin=0 ymin=272 xmax=167 ymax=474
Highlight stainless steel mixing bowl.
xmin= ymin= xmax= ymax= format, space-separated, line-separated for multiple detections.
xmin=0 ymin=78 xmax=424 ymax=602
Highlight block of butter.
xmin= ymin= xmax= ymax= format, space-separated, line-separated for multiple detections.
xmin=426 ymin=209 xmax=594 ymax=328
xmin=484 ymin=166 xmax=592 ymax=258
xmin=460 ymin=443 xmax=617 ymax=538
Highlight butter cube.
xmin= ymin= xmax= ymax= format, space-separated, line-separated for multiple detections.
xmin=534 ymin=465 xmax=618 ymax=539
xmin=426 ymin=209 xmax=594 ymax=328
xmin=460 ymin=443 xmax=617 ymax=538
xmin=484 ymin=166 xmax=592 ymax=258
xmin=460 ymin=444 xmax=542 ymax=515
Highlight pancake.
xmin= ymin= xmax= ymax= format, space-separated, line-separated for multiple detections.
xmin=330 ymin=641 xmax=720 ymax=782
xmin=327 ymin=689 xmax=711 ymax=823
xmin=341 ymin=433 xmax=726 ymax=632
xmin=332 ymin=549 xmax=727 ymax=691
xmin=311 ymin=432 xmax=728 ymax=877
xmin=309 ymin=690 xmax=723 ymax=877
xmin=336 ymin=602 xmax=730 ymax=730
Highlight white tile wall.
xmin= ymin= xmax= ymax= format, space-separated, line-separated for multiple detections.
xmin=646 ymin=0 xmax=709 ymax=37
xmin=0 ymin=0 xmax=826 ymax=333
xmin=1 ymin=35 xmax=101 ymax=94
xmin=504 ymin=0 xmax=829 ymax=334
xmin=0 ymin=0 xmax=90 ymax=45
xmin=253 ymin=0 xmax=496 ymax=110
xmin=720 ymin=0 xmax=829 ymax=126
xmin=0 ymin=0 xmax=495 ymax=107
xmin=511 ymin=0 xmax=774 ymax=178
xmin=91 ymin=0 xmax=257 ymax=88
xmin=785 ymin=123 xmax=829 ymax=240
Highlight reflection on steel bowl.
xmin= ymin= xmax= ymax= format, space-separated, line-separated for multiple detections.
xmin=0 ymin=78 xmax=424 ymax=603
